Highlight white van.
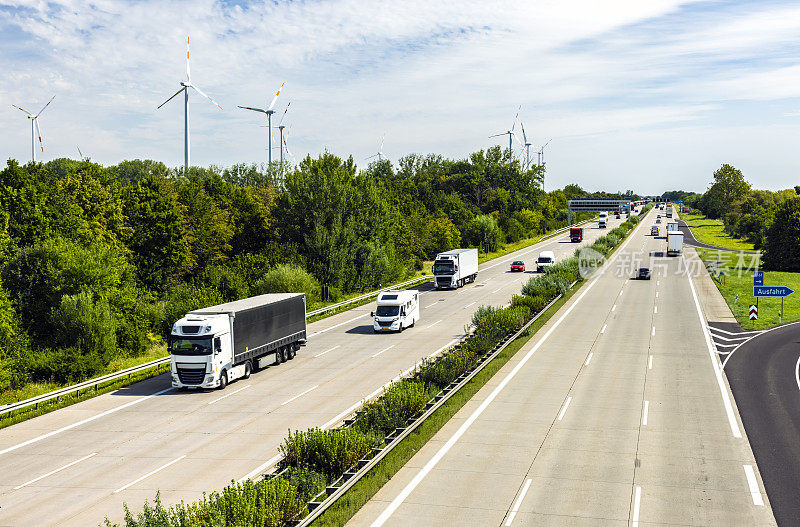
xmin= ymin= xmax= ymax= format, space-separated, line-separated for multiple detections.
xmin=372 ymin=290 xmax=420 ymax=333
xmin=536 ymin=251 xmax=556 ymax=273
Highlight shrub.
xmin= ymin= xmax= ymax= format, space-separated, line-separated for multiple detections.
xmin=253 ymin=263 xmax=319 ymax=301
xmin=416 ymin=347 xmax=477 ymax=389
xmin=279 ymin=428 xmax=381 ymax=479
xmin=522 ymin=273 xmax=570 ymax=297
xmin=471 ymin=305 xmax=497 ymax=326
xmin=354 ymin=380 xmax=430 ymax=437
xmin=284 ymin=467 xmax=327 ymax=502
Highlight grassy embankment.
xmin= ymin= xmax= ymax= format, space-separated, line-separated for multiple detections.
xmin=679 ymin=211 xmax=756 ymax=251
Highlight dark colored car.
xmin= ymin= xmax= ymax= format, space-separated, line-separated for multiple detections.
xmin=510 ymin=261 xmax=525 ymax=272
xmin=637 ymin=267 xmax=652 ymax=280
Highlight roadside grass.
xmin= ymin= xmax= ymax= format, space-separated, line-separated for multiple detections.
xmin=679 ymin=212 xmax=755 ymax=252
xmin=696 ymin=248 xmax=800 ymax=329
xmin=478 ymin=215 xmax=597 ymax=264
xmin=308 ymin=283 xmax=583 ymax=527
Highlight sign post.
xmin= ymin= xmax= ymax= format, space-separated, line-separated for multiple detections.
xmin=749 ymin=304 xmax=758 ymax=321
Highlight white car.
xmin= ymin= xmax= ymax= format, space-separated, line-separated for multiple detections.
xmin=536 ymin=251 xmax=556 ymax=273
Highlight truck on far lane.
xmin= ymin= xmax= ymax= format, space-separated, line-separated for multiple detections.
xmin=667 ymin=231 xmax=684 ymax=256
xmin=169 ymin=293 xmax=307 ymax=390
xmin=433 ymin=248 xmax=478 ymax=289
xmin=570 ymin=227 xmax=583 ymax=242
xmin=598 ymin=211 xmax=608 ymax=228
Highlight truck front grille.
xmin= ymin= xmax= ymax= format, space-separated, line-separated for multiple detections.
xmin=177 ymin=367 xmax=206 ymax=385
xmin=378 ymin=320 xmax=393 ymax=328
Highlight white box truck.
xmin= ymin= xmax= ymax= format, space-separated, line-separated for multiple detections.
xmin=598 ymin=211 xmax=608 ymax=228
xmin=667 ymin=221 xmax=679 ymax=233
xmin=434 ymin=248 xmax=479 ymax=289
xmin=667 ymin=231 xmax=684 ymax=256
xmin=169 ymin=293 xmax=307 ymax=390
xmin=371 ymin=290 xmax=420 ymax=333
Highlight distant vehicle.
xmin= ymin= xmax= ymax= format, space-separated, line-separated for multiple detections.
xmin=433 ymin=248 xmax=479 ymax=289
xmin=650 ymin=226 xmax=659 ymax=236
xmin=616 ymin=213 xmax=621 ymax=219
xmin=170 ymin=293 xmax=307 ymax=390
xmin=667 ymin=222 xmax=679 ymax=233
xmin=598 ymin=211 xmax=608 ymax=229
xmin=657 ymin=214 xmax=661 ymax=218
xmin=372 ymin=290 xmax=419 ymax=333
xmin=570 ymin=227 xmax=583 ymax=242
xmin=536 ymin=251 xmax=555 ymax=272
xmin=637 ymin=267 xmax=652 ymax=280
xmin=510 ymin=260 xmax=525 ymax=272
xmin=666 ymin=210 xmax=673 ymax=218
xmin=656 ymin=218 xmax=661 ymax=224
xmin=667 ymin=231 xmax=684 ymax=256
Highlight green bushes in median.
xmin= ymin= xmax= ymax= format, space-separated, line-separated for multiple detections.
xmin=354 ymin=380 xmax=430 ymax=438
xmin=279 ymin=428 xmax=381 ymax=479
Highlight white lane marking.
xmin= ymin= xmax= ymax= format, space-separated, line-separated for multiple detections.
xmin=795 ymin=355 xmax=800 ymax=392
xmin=281 ymin=385 xmax=319 ymax=406
xmin=14 ymin=452 xmax=97 ymax=490
xmin=463 ymin=302 xmax=476 ymax=310
xmin=491 ymin=287 xmax=502 ymax=293
xmin=642 ymin=400 xmax=649 ymax=426
xmin=505 ymin=478 xmax=532 ymax=526
xmin=687 ymin=270 xmax=742 ymax=438
xmin=208 ymin=384 xmax=250 ymax=405
xmin=612 ymin=304 xmax=616 ymax=312
xmin=709 ymin=326 xmax=764 ymax=337
xmin=743 ymin=464 xmax=765 ymax=506
xmin=654 ymin=306 xmax=658 ymax=314
xmin=0 ymin=387 xmax=173 ymax=458
xmin=315 ymin=345 xmax=341 ymax=358
xmin=632 ymin=485 xmax=642 ymax=527
xmin=651 ymin=326 xmax=656 ymax=336
xmin=238 ymin=453 xmax=282 ymax=483
xmin=557 ymin=396 xmax=573 ymax=421
xmin=619 ymin=290 xmax=623 ymax=296
xmin=309 ymin=313 xmax=367 ymax=337
xmin=372 ymin=345 xmax=395 ymax=358
xmin=584 ymin=353 xmax=593 ymax=366
xmin=114 ymin=455 xmax=186 ymax=493
xmin=649 ymin=356 xmax=653 ymax=370
xmin=426 ymin=319 xmax=442 ymax=329
xmin=656 ymin=291 xmax=659 ymax=298
xmin=369 ymin=275 xmax=601 ymax=527
xmin=657 ymin=280 xmax=660 ymax=285
xmin=601 ymin=324 xmax=607 ymax=334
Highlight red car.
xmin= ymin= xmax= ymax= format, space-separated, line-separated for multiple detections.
xmin=510 ymin=261 xmax=525 ymax=272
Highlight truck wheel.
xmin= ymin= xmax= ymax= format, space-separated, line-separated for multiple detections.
xmin=281 ymin=346 xmax=289 ymax=362
xmin=274 ymin=349 xmax=283 ymax=365
xmin=218 ymin=370 xmax=228 ymax=390
xmin=288 ymin=345 xmax=296 ymax=360
xmin=243 ymin=361 xmax=251 ymax=379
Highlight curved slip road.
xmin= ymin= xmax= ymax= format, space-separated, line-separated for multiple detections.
xmin=675 ymin=218 xmax=759 ymax=254
xmin=0 ymin=217 xmax=621 ymax=526
xmin=347 ymin=208 xmax=776 ymax=527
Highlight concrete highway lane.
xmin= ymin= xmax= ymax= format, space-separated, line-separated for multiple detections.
xmin=0 ymin=218 xmax=619 ymax=526
xmin=722 ymin=321 xmax=800 ymax=526
xmin=348 ymin=209 xmax=776 ymax=527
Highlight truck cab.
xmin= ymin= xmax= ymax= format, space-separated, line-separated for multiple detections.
xmin=170 ymin=314 xmax=238 ymax=390
xmin=598 ymin=212 xmax=608 ymax=228
xmin=372 ymin=290 xmax=420 ymax=333
xmin=536 ymin=251 xmax=556 ymax=272
xmin=570 ymin=227 xmax=583 ymax=242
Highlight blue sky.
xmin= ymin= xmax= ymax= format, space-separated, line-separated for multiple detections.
xmin=2 ymin=0 xmax=800 ymax=194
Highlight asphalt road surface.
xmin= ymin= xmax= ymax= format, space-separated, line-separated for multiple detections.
xmin=0 ymin=217 xmax=621 ymax=526
xmin=348 ymin=208 xmax=776 ymax=527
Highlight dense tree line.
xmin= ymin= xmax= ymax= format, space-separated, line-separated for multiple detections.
xmin=677 ymin=163 xmax=800 ymax=270
xmin=0 ymin=147 xmax=613 ymax=392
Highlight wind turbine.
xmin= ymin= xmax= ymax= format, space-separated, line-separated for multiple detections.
xmin=157 ymin=37 xmax=223 ymax=173
xmin=276 ymin=102 xmax=291 ymax=182
xmin=239 ymin=82 xmax=285 ymax=170
xmin=366 ymin=133 xmax=387 ymax=162
xmin=518 ymin=122 xmax=533 ymax=171
xmin=489 ymin=105 xmax=522 ymax=156
xmin=11 ymin=95 xmax=55 ymax=162
xmin=538 ymin=139 xmax=552 ymax=167
xmin=282 ymin=126 xmax=296 ymax=164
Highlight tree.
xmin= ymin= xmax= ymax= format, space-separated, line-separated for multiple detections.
xmin=426 ymin=217 xmax=461 ymax=256
xmin=702 ymin=164 xmax=751 ymax=219
xmin=763 ymin=197 xmax=800 ymax=271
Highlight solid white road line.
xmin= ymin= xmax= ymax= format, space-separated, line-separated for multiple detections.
xmin=0 ymin=387 xmax=173 ymax=458
xmin=708 ymin=326 xmax=764 ymax=337
xmin=369 ymin=276 xmax=601 ymax=527
xmin=601 ymin=324 xmax=607 ymax=334
xmin=632 ymin=485 xmax=642 ymax=527
xmin=687 ymin=271 xmax=742 ymax=438
xmin=743 ymin=464 xmax=764 ymax=506
xmin=584 ymin=353 xmax=593 ymax=366
xmin=504 ymin=478 xmax=532 ymax=526
xmin=557 ymin=396 xmax=572 ymax=421
xmin=649 ymin=355 xmax=653 ymax=370
xmin=114 ymin=455 xmax=186 ymax=493
xmin=281 ymin=385 xmax=319 ymax=406
xmin=425 ymin=319 xmax=442 ymax=329
xmin=642 ymin=400 xmax=649 ymax=426
xmin=463 ymin=301 xmax=476 ymax=309
xmin=238 ymin=453 xmax=282 ymax=483
xmin=795 ymin=355 xmax=800 ymax=392
xmin=14 ymin=452 xmax=97 ymax=490
xmin=309 ymin=314 xmax=367 ymax=337
xmin=372 ymin=345 xmax=395 ymax=358
xmin=208 ymin=384 xmax=250 ymax=405
xmin=315 ymin=345 xmax=341 ymax=358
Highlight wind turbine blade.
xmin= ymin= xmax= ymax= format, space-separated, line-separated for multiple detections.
xmin=11 ymin=104 xmax=32 ymax=115
xmin=238 ymin=105 xmax=267 ymax=113
xmin=35 ymin=95 xmax=56 ymax=117
xmin=279 ymin=101 xmax=291 ymax=125
xmin=77 ymin=146 xmax=84 ymax=160
xmin=513 ymin=131 xmax=524 ymax=147
xmin=158 ymin=87 xmax=185 ymax=109
xmin=511 ymin=104 xmax=521 ymax=131
xmin=268 ymin=82 xmax=285 ymax=111
xmin=489 ymin=133 xmax=507 ymax=138
xmin=379 ymin=132 xmax=386 ymax=152
xmin=521 ymin=122 xmax=527 ymax=144
xmin=190 ymin=84 xmax=223 ymax=110
xmin=186 ymin=36 xmax=191 ymax=81
xmin=283 ymin=136 xmax=295 ymax=162
xmin=34 ymin=119 xmax=43 ymax=152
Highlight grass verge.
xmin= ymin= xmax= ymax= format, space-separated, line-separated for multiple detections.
xmin=679 ymin=212 xmax=755 ymax=251
xmin=308 ymin=282 xmax=584 ymax=527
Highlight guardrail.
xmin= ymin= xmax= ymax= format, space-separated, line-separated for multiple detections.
xmin=306 ymin=274 xmax=433 ymax=318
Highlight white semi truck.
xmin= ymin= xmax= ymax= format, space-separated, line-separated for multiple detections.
xmin=371 ymin=290 xmax=420 ymax=333
xmin=667 ymin=231 xmax=684 ymax=256
xmin=433 ymin=248 xmax=479 ymax=289
xmin=169 ymin=293 xmax=307 ymax=390
xmin=598 ymin=211 xmax=608 ymax=228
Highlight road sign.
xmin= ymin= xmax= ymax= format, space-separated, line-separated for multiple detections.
xmin=749 ymin=304 xmax=758 ymax=320
xmin=753 ymin=286 xmax=794 ymax=297
xmin=754 ymin=271 xmax=764 ymax=287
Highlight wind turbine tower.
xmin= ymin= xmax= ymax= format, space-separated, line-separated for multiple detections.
xmin=239 ymin=82 xmax=285 ymax=170
xmin=366 ymin=133 xmax=387 ymax=162
xmin=157 ymin=37 xmax=223 ymax=173
xmin=538 ymin=139 xmax=552 ymax=167
xmin=11 ymin=95 xmax=55 ymax=162
xmin=489 ymin=105 xmax=522 ymax=157
xmin=276 ymin=102 xmax=291 ymax=183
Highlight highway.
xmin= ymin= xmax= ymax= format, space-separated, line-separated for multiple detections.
xmin=0 ymin=217 xmax=620 ymax=526
xmin=347 ymin=208 xmax=777 ymax=527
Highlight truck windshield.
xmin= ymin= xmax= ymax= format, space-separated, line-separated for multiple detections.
xmin=537 ymin=257 xmax=552 ymax=263
xmin=169 ymin=337 xmax=212 ymax=355
xmin=376 ymin=305 xmax=399 ymax=317
xmin=433 ymin=261 xmax=454 ymax=275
